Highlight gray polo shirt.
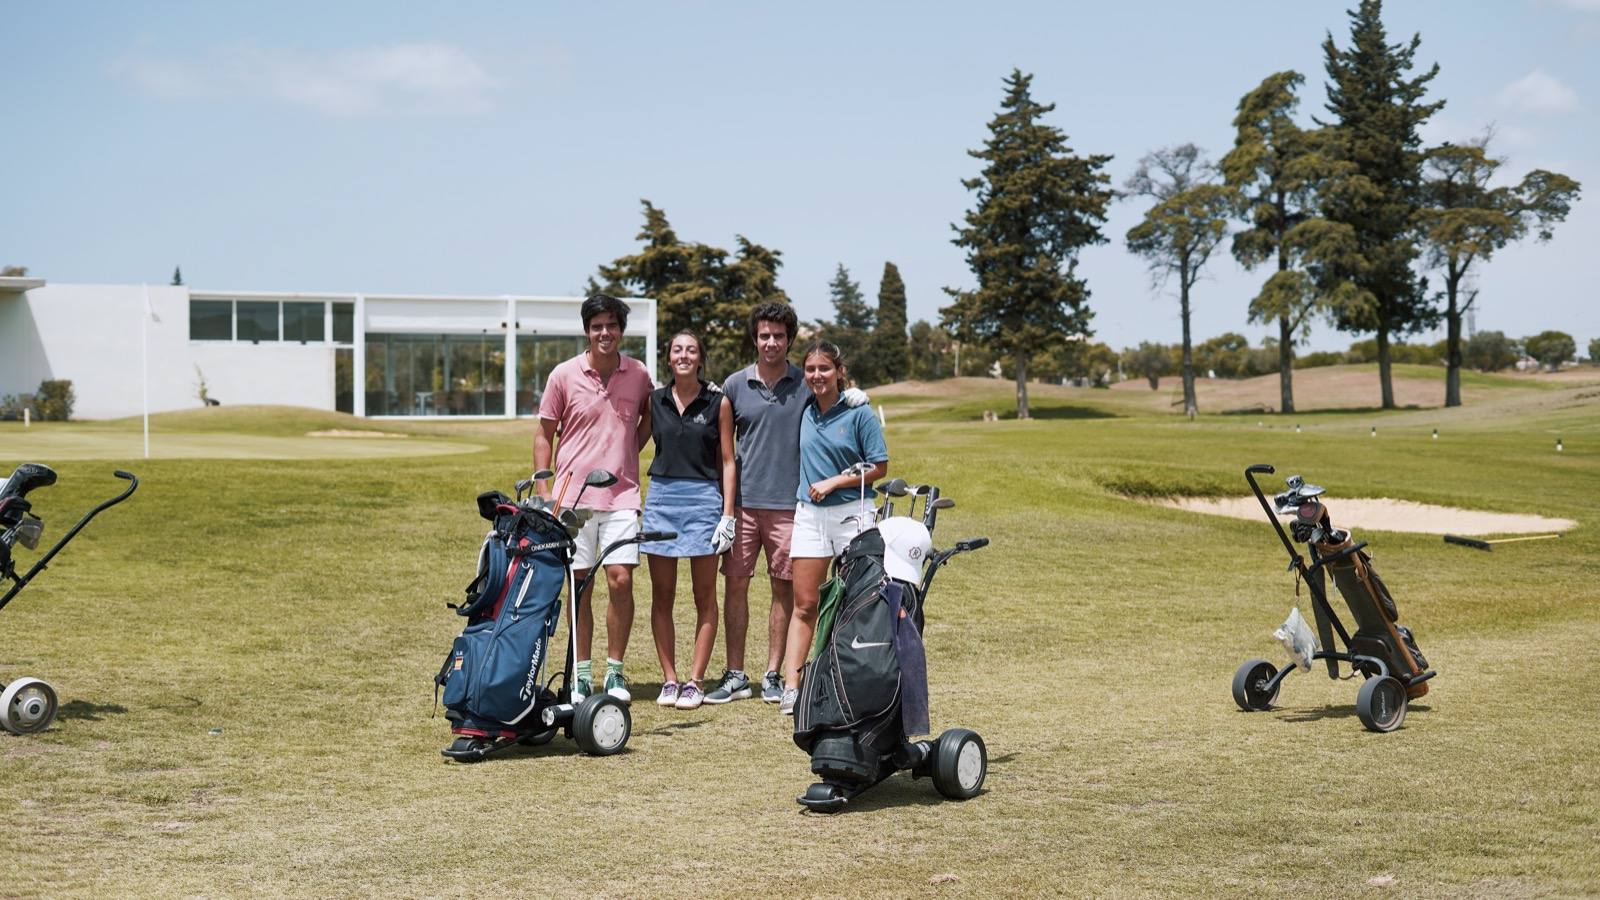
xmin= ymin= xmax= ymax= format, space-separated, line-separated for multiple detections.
xmin=722 ymin=362 xmax=811 ymax=510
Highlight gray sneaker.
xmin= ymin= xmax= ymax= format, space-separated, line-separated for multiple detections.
xmin=760 ymin=671 xmax=783 ymax=703
xmin=702 ymin=669 xmax=752 ymax=704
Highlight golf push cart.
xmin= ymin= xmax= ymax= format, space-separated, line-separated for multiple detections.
xmin=793 ymin=466 xmax=990 ymax=812
xmin=436 ymin=468 xmax=675 ymax=762
xmin=1 ymin=464 xmax=139 ymax=735
xmin=1232 ymin=464 xmax=1435 ymax=733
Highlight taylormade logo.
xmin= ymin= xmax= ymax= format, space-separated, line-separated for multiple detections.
xmin=519 ymin=639 xmax=545 ymax=702
xmin=850 ymin=635 xmax=890 ymax=650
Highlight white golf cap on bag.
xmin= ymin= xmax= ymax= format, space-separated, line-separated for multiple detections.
xmin=878 ymin=517 xmax=933 ymax=584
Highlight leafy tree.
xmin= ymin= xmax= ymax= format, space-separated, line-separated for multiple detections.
xmin=871 ymin=262 xmax=910 ymax=383
xmin=1 ymin=265 xmax=27 ymax=277
xmin=1193 ymin=332 xmax=1253 ymax=378
xmin=1222 ymin=70 xmax=1340 ymax=413
xmin=1123 ymin=341 xmax=1173 ymax=389
xmin=1315 ymin=0 xmax=1444 ymax=409
xmin=1463 ymin=330 xmax=1520 ymax=372
xmin=1589 ymin=337 xmax=1600 ymax=366
xmin=592 ymin=201 xmax=787 ymax=377
xmin=1125 ymin=144 xmax=1237 ymax=418
xmin=1066 ymin=341 xmax=1119 ymax=387
xmin=907 ymin=319 xmax=952 ymax=380
xmin=943 ymin=69 xmax=1113 ymax=419
xmin=1419 ymin=135 xmax=1581 ymax=405
xmin=819 ymin=264 xmax=880 ymax=386
xmin=171 ymin=266 xmax=184 ymax=286
xmin=1524 ymin=330 xmax=1575 ymax=371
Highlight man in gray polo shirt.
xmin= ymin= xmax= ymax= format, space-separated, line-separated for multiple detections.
xmin=704 ymin=302 xmax=866 ymax=705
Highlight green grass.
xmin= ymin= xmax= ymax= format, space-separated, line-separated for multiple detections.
xmin=2 ymin=383 xmax=1597 ymax=896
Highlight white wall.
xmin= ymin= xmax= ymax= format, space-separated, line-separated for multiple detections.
xmin=0 ymin=284 xmax=335 ymax=419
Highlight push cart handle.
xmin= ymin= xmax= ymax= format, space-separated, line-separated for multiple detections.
xmin=638 ymin=531 xmax=677 ymax=543
xmin=954 ymin=537 xmax=989 ymax=552
xmin=1246 ymin=464 xmax=1276 ymax=475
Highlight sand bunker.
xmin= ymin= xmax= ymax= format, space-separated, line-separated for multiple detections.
xmin=306 ymin=429 xmax=408 ymax=439
xmin=1162 ymin=496 xmax=1576 ymax=536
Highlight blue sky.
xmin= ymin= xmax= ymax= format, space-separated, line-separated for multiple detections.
xmin=5 ymin=1 xmax=1596 ymax=353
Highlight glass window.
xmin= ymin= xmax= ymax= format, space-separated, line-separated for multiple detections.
xmin=236 ymin=301 xmax=279 ymax=342
xmin=516 ymin=335 xmax=587 ymax=415
xmin=190 ymin=300 xmax=232 ymax=340
xmin=332 ymin=303 xmax=354 ymax=344
xmin=364 ymin=333 xmax=504 ymax=416
xmin=283 ymin=302 xmax=325 ymax=343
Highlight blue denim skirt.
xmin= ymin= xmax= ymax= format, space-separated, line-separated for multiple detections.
xmin=640 ymin=476 xmax=722 ymax=558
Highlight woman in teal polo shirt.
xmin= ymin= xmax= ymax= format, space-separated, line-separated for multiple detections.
xmin=778 ymin=339 xmax=888 ymax=714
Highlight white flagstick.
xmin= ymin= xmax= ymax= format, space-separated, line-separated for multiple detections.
xmin=141 ymin=283 xmax=151 ymax=459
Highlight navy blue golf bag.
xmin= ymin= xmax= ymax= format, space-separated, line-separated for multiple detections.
xmin=436 ymin=491 xmax=573 ymax=739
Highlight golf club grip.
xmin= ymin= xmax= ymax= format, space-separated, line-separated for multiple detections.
xmin=638 ymin=531 xmax=676 ymax=543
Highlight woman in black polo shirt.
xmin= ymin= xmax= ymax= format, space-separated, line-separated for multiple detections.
xmin=641 ymin=331 xmax=737 ymax=710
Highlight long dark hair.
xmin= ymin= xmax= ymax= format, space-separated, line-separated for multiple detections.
xmin=802 ymin=339 xmax=849 ymax=395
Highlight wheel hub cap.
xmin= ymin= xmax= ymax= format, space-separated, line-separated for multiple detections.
xmin=957 ymin=741 xmax=983 ymax=789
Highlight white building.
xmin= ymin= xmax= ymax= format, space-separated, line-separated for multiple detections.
xmin=0 ymin=278 xmax=657 ymax=420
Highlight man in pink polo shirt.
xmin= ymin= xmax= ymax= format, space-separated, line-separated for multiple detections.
xmin=535 ymin=294 xmax=654 ymax=703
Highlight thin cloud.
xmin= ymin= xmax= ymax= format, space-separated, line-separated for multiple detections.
xmin=1495 ymin=69 xmax=1580 ymax=114
xmin=115 ymin=42 xmax=500 ymax=117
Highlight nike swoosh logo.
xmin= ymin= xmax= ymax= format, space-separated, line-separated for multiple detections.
xmin=850 ymin=636 xmax=890 ymax=650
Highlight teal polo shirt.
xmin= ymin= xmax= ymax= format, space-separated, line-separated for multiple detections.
xmin=797 ymin=398 xmax=888 ymax=507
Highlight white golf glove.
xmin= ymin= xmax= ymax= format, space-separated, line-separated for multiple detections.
xmin=711 ymin=515 xmax=737 ymax=555
xmin=841 ymin=387 xmax=870 ymax=408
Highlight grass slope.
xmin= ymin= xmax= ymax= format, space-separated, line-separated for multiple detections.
xmin=2 ymin=382 xmax=1597 ymax=897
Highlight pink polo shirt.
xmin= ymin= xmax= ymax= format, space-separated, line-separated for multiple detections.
xmin=538 ymin=352 xmax=654 ymax=511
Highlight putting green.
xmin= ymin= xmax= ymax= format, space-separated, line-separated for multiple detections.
xmin=0 ymin=430 xmax=484 ymax=461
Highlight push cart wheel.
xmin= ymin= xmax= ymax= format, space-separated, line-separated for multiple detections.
xmin=573 ymin=694 xmax=631 ymax=756
xmin=1355 ymin=675 xmax=1407 ymax=733
xmin=1 ymin=677 xmax=59 ymax=735
xmin=1231 ymin=659 xmax=1279 ymax=711
xmin=931 ymin=728 xmax=987 ymax=800
xmin=517 ymin=726 xmax=558 ymax=747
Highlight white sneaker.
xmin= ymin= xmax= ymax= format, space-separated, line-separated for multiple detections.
xmin=779 ymin=687 xmax=798 ymax=716
xmin=674 ymin=681 xmax=704 ymax=710
xmin=655 ymin=681 xmax=679 ymax=707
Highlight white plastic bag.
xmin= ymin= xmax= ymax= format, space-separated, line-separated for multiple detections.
xmin=1274 ymin=607 xmax=1318 ymax=672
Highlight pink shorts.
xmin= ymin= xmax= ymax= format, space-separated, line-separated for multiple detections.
xmin=721 ymin=507 xmax=794 ymax=581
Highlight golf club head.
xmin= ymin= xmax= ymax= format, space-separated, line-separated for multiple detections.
xmin=879 ymin=478 xmax=910 ymax=497
xmin=931 ymin=497 xmax=955 ymax=510
xmin=532 ymin=469 xmax=555 ymax=482
xmin=584 ymin=469 xmax=618 ymax=489
xmin=911 ymin=483 xmax=934 ymax=496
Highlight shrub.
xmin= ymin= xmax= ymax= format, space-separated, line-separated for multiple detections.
xmin=35 ymin=380 xmax=74 ymax=421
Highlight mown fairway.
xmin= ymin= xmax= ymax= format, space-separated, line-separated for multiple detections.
xmin=3 ymin=368 xmax=1597 ymax=897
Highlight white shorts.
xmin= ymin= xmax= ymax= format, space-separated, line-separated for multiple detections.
xmin=572 ymin=508 xmax=641 ymax=570
xmin=789 ymin=502 xmax=867 ymax=559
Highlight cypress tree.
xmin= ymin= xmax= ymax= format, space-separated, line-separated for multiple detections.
xmin=872 ymin=262 xmax=909 ymax=382
xmin=1317 ymin=0 xmax=1444 ymax=409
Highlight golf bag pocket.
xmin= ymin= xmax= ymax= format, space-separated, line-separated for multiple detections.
xmin=455 ymin=536 xmax=511 ymax=620
xmin=439 ymin=621 xmax=494 ymax=716
xmin=471 ymin=603 xmax=560 ymax=726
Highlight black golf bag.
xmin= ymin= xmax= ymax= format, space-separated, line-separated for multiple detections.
xmin=436 ymin=491 xmax=570 ymax=739
xmin=793 ymin=529 xmax=931 ymax=785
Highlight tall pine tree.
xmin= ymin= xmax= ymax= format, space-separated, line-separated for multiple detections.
xmin=944 ymin=69 xmax=1113 ymax=419
xmin=871 ymin=262 xmax=909 ymax=383
xmin=1222 ymin=71 xmax=1337 ymax=414
xmin=1317 ymin=0 xmax=1444 ymax=409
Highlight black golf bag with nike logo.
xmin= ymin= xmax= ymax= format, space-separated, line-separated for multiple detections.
xmin=793 ymin=529 xmax=929 ymax=786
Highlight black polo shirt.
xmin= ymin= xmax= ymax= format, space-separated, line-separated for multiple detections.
xmin=647 ymin=381 xmax=724 ymax=480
